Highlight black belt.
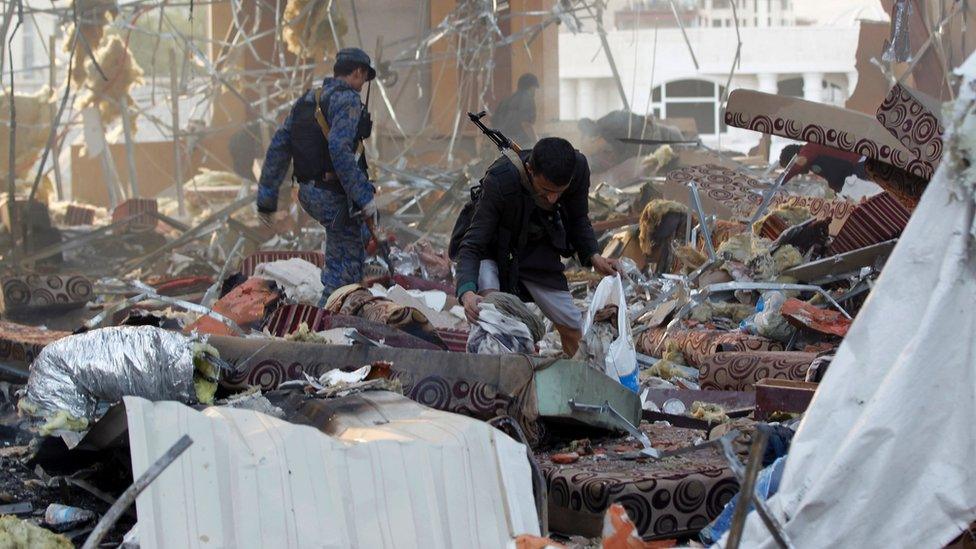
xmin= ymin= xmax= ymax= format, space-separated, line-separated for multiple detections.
xmin=301 ymin=173 xmax=344 ymax=193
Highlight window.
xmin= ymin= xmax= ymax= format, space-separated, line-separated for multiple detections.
xmin=824 ymin=82 xmax=845 ymax=105
xmin=21 ymin=34 xmax=36 ymax=81
xmin=777 ymin=77 xmax=803 ymax=97
xmin=650 ymin=79 xmax=727 ymax=135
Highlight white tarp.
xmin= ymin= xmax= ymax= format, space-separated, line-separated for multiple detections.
xmin=725 ymin=58 xmax=976 ymax=548
xmin=125 ymin=394 xmax=539 ymax=549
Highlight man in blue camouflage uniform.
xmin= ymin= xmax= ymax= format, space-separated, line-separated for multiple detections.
xmin=257 ymin=48 xmax=377 ymax=303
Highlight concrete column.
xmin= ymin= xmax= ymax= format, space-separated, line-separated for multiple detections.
xmin=599 ymin=81 xmax=615 ymax=116
xmin=510 ymin=0 xmax=559 ymax=122
xmin=803 ymin=71 xmax=824 ymax=103
xmin=578 ymin=78 xmax=596 ymax=120
xmin=560 ymin=78 xmax=578 ymax=120
xmin=757 ymin=72 xmax=777 ymax=94
xmin=429 ymin=0 xmax=460 ymax=135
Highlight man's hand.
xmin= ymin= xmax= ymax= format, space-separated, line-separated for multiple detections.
xmin=364 ymin=212 xmax=380 ymax=239
xmin=461 ymin=291 xmax=483 ymax=324
xmin=590 ymin=254 xmax=620 ymax=276
xmin=362 ymin=200 xmax=380 ymax=238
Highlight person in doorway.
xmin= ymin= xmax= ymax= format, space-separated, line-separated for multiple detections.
xmin=453 ymin=137 xmax=620 ymax=357
xmin=256 ymin=47 xmax=377 ymax=303
xmin=494 ymin=73 xmax=540 ymax=148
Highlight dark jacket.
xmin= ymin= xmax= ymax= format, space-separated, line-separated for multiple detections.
xmin=455 ymin=150 xmax=601 ymax=298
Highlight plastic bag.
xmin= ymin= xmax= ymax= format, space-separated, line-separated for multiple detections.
xmin=740 ymin=291 xmax=793 ymax=342
xmin=579 ymin=274 xmax=639 ymax=392
xmin=466 ymin=303 xmax=535 ymax=354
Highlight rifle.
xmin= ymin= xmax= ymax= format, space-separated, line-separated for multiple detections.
xmin=467 ymin=111 xmax=522 ymax=153
xmin=467 ymin=111 xmax=556 ymax=211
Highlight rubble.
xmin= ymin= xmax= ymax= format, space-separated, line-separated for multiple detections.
xmin=0 ymin=0 xmax=972 ymax=545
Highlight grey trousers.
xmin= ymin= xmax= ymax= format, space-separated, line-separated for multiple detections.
xmin=477 ymin=260 xmax=581 ymax=329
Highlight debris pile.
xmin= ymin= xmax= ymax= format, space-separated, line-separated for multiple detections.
xmin=0 ymin=0 xmax=973 ymax=546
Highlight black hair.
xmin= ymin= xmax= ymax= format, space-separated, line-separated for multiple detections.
xmin=517 ymin=73 xmax=539 ymax=91
xmin=530 ymin=137 xmax=577 ymax=186
xmin=334 ymin=59 xmax=366 ymax=77
xmin=779 ymin=143 xmax=802 ymax=168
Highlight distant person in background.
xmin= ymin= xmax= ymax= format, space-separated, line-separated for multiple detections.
xmin=779 ymin=143 xmax=866 ymax=193
xmin=494 ymin=73 xmax=539 ymax=148
xmin=577 ymin=110 xmax=684 ymax=173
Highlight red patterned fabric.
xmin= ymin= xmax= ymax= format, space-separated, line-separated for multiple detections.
xmin=698 ymin=351 xmax=816 ymax=391
xmin=1 ymin=274 xmax=93 ymax=312
xmin=239 ymin=251 xmax=325 ymax=277
xmin=725 ymin=89 xmax=933 ymax=180
xmin=768 ymin=195 xmax=856 ymax=233
xmin=637 ymin=327 xmax=784 ymax=368
xmin=0 ymin=321 xmax=70 ymax=373
xmin=211 ymin=337 xmax=537 ymax=435
xmin=875 ymin=83 xmax=944 ymax=173
xmin=828 ymin=192 xmax=911 ymax=255
xmin=540 ymin=423 xmax=738 ymax=540
xmin=665 ymin=164 xmax=765 ymax=217
xmin=862 ymin=160 xmax=926 ymax=210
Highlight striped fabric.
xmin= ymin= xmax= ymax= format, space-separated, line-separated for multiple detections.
xmin=112 ymin=198 xmax=158 ymax=231
xmin=828 ymin=192 xmax=911 ymax=255
xmin=65 ymin=204 xmax=96 ymax=226
xmin=239 ymin=250 xmax=326 ymax=277
xmin=433 ymin=328 xmax=469 ymax=353
xmin=263 ymin=303 xmax=330 ymax=336
xmin=757 ymin=213 xmax=789 ymax=240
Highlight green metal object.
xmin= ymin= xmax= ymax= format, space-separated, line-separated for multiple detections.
xmin=534 ymin=359 xmax=641 ymax=433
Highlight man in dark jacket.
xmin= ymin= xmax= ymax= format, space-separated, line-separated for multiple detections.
xmin=454 ymin=137 xmax=619 ymax=356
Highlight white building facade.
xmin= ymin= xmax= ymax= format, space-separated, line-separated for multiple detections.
xmin=559 ymin=0 xmax=865 ymax=149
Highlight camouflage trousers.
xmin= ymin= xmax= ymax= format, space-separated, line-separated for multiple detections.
xmin=297 ymin=185 xmax=370 ymax=302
